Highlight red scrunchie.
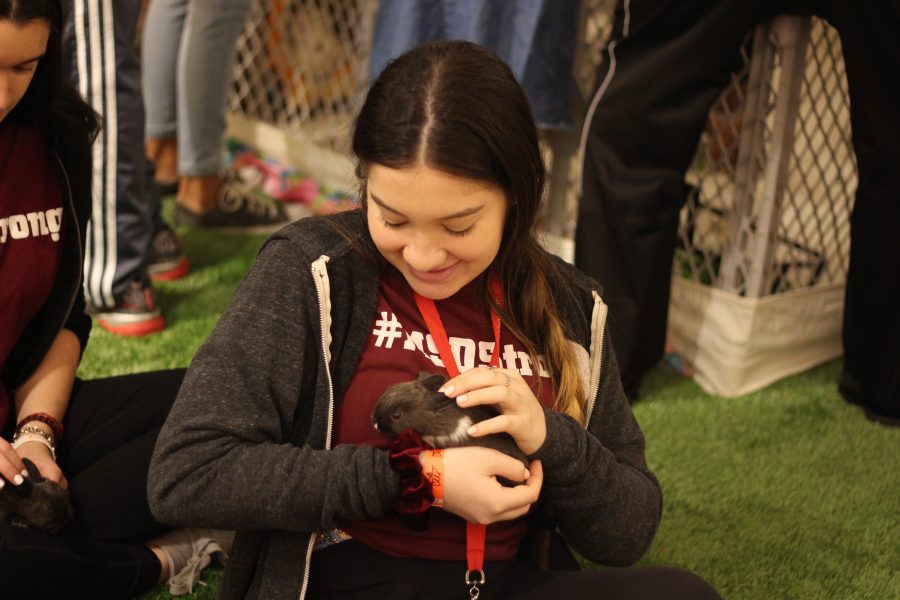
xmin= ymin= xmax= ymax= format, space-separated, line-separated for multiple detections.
xmin=388 ymin=429 xmax=434 ymax=530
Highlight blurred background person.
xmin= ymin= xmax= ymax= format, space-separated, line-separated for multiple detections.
xmin=575 ymin=0 xmax=900 ymax=424
xmin=62 ymin=0 xmax=188 ymax=337
xmin=142 ymin=0 xmax=288 ymax=230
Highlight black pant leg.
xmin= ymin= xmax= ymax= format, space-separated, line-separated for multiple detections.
xmin=575 ymin=0 xmax=775 ymax=397
xmin=59 ymin=368 xmax=184 ymax=540
xmin=0 ymin=523 xmax=160 ymax=600
xmin=0 ymin=370 xmax=181 ymax=598
xmin=0 ymin=370 xmax=184 ymax=599
xmin=308 ymin=541 xmax=722 ymax=600
xmin=495 ymin=564 xmax=722 ymax=600
xmin=62 ymin=0 xmax=160 ymax=308
xmin=817 ymin=0 xmax=900 ymax=419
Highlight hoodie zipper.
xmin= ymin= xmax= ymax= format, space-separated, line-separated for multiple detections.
xmin=298 ymin=255 xmax=334 ymax=600
xmin=584 ymin=291 xmax=608 ymax=428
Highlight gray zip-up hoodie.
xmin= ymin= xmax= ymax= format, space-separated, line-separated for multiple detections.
xmin=148 ymin=210 xmax=662 ymax=600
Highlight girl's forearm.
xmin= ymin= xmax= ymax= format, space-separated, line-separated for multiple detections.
xmin=14 ymin=329 xmax=80 ymax=435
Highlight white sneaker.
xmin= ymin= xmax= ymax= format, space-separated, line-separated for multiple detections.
xmin=149 ymin=528 xmax=235 ymax=596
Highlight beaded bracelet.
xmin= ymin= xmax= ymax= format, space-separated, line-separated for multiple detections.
xmin=17 ymin=412 xmax=64 ymax=443
xmin=11 ymin=427 xmax=57 ymax=461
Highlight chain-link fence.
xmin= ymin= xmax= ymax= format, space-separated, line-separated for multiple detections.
xmin=229 ymin=0 xmax=372 ymax=137
xmin=227 ymin=0 xmax=377 ymax=192
xmin=225 ymin=0 xmax=619 ymax=221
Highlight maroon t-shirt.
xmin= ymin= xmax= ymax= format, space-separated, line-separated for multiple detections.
xmin=336 ymin=270 xmax=556 ymax=561
xmin=0 ymin=119 xmax=65 ymax=431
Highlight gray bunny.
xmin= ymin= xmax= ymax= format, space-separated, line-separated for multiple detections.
xmin=0 ymin=457 xmax=73 ymax=534
xmin=372 ymin=371 xmax=529 ymax=467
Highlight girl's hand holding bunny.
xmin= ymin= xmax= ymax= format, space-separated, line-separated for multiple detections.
xmin=434 ymin=447 xmax=542 ymax=524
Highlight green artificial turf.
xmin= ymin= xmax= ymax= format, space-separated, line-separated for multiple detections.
xmin=77 ymin=227 xmax=266 ymax=378
xmin=77 ymin=222 xmax=900 ymax=600
xmin=632 ymin=363 xmax=899 ymax=599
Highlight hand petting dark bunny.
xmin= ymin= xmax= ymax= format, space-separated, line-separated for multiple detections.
xmin=372 ymin=371 xmax=529 ymax=467
xmin=0 ymin=458 xmax=73 ymax=534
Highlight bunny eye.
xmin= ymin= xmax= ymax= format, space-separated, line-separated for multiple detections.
xmin=391 ymin=410 xmax=403 ymax=421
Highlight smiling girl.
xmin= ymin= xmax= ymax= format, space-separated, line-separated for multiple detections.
xmin=149 ymin=40 xmax=721 ymax=599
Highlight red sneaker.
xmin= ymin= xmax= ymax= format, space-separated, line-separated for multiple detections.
xmin=148 ymin=225 xmax=189 ymax=282
xmin=91 ymin=276 xmax=166 ymax=336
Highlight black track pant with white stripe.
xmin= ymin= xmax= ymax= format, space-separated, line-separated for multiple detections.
xmin=61 ymin=0 xmax=164 ymax=309
xmin=575 ymin=0 xmax=900 ymax=418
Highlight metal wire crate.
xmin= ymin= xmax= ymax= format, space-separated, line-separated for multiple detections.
xmin=677 ymin=16 xmax=855 ymax=299
xmin=667 ymin=16 xmax=855 ymax=395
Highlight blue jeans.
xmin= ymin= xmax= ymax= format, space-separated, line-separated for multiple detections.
xmin=142 ymin=0 xmax=253 ymax=176
xmin=370 ymin=0 xmax=579 ymax=129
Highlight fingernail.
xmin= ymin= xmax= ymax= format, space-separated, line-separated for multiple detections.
xmin=439 ymin=384 xmax=455 ymax=395
xmin=456 ymin=394 xmax=468 ymax=405
xmin=21 ymin=469 xmax=29 ymax=478
xmin=0 ymin=479 xmax=5 ymax=489
xmin=467 ymin=425 xmax=477 ymax=435
xmin=13 ymin=474 xmax=24 ymax=486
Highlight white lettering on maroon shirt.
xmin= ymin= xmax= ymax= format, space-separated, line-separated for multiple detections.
xmin=0 ymin=208 xmax=63 ymax=243
xmin=375 ymin=310 xmax=551 ymax=378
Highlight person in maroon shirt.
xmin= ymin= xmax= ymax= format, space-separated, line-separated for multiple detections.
xmin=0 ymin=1 xmax=229 ymax=597
xmin=148 ymin=40 xmax=723 ymax=599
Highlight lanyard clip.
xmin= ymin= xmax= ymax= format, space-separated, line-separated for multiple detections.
xmin=465 ymin=569 xmax=485 ymax=599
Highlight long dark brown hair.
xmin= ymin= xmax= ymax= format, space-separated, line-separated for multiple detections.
xmin=1 ymin=0 xmax=99 ymax=144
xmin=351 ymin=40 xmax=586 ymax=422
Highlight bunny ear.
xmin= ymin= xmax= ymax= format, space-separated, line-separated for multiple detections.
xmin=22 ymin=458 xmax=43 ymax=482
xmin=420 ymin=373 xmax=448 ymax=392
xmin=2 ymin=460 xmax=36 ymax=495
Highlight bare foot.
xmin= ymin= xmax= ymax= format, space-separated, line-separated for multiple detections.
xmin=146 ymin=137 xmax=179 ymax=186
xmin=178 ymin=174 xmax=223 ymax=214
xmin=148 ymin=544 xmax=170 ymax=583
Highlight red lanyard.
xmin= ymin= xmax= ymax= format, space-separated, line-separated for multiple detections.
xmin=412 ymin=277 xmax=503 ymax=596
xmin=413 ymin=283 xmax=503 ymax=378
